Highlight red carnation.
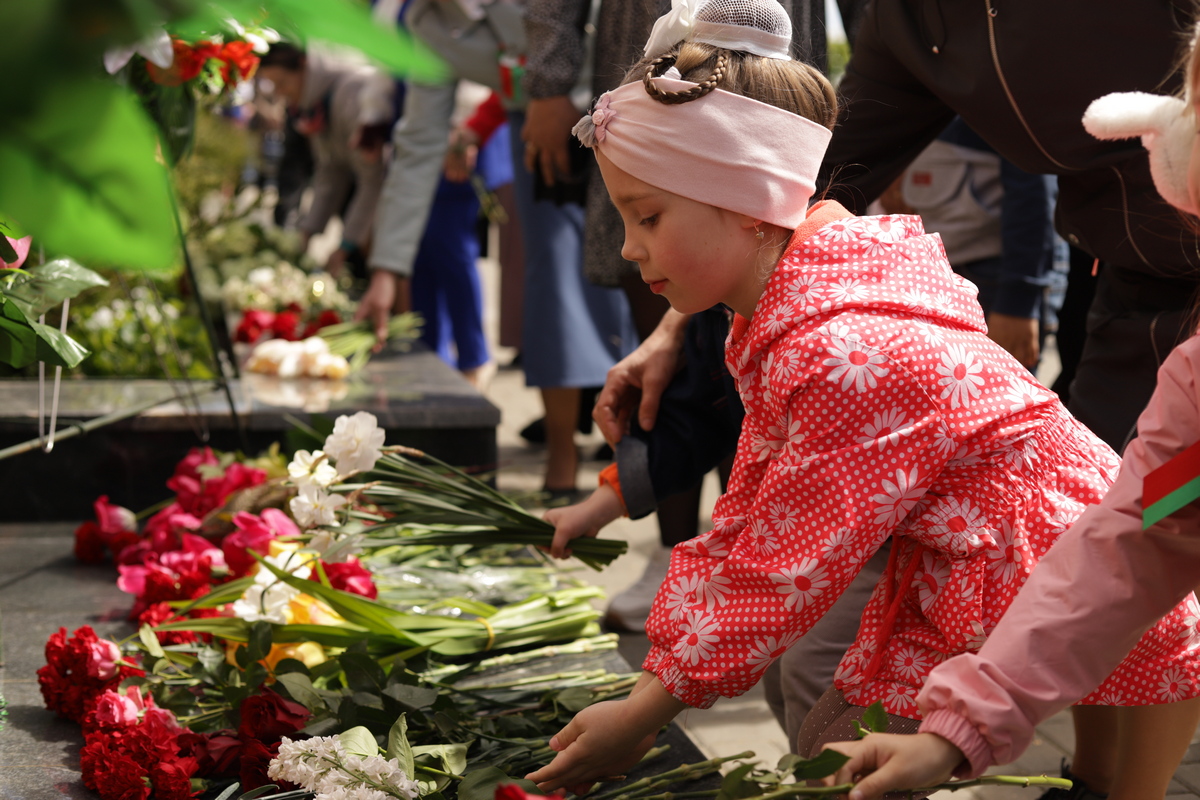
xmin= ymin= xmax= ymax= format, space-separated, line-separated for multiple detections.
xmin=235 ymin=309 xmax=275 ymax=344
xmin=270 ymin=310 xmax=300 ymax=341
xmin=220 ymin=41 xmax=259 ymax=84
xmin=301 ymin=309 xmax=343 ymax=338
xmin=238 ymin=737 xmax=281 ymax=790
xmin=38 ymin=627 xmax=133 ymax=723
xmin=147 ymin=39 xmax=220 ymax=86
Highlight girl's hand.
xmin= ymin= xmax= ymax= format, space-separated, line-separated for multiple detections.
xmin=525 ymin=699 xmax=659 ymax=794
xmin=820 ymin=733 xmax=965 ymax=800
xmin=543 ymin=484 xmax=625 ymax=558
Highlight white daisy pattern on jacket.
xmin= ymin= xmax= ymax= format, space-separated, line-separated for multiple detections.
xmin=770 ymin=558 xmax=831 ymax=611
xmin=892 ymin=644 xmax=931 ymax=681
xmin=871 ymin=467 xmax=927 ymax=527
xmin=1159 ymin=668 xmax=1192 ymax=702
xmin=746 ymin=517 xmax=782 ymax=556
xmin=935 ymin=343 xmax=986 ymax=409
xmin=662 ymin=573 xmax=705 ymax=620
xmin=641 ymin=207 xmax=1200 ymax=716
xmin=988 ymin=519 xmax=1027 ymax=584
xmin=828 ymin=278 xmax=868 ymax=304
xmin=857 ymin=408 xmax=913 ymax=450
xmin=824 ymin=336 xmax=889 ymax=393
xmin=783 ymin=275 xmax=826 ymax=308
xmin=673 ymin=610 xmax=721 ymax=667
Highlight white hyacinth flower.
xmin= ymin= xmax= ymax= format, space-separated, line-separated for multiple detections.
xmin=290 ymin=484 xmax=348 ymax=529
xmin=324 ymin=412 xmax=386 ymax=477
xmin=288 ymin=449 xmax=338 ymax=488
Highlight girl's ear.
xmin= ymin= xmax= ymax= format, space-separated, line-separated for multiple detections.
xmin=737 ymin=215 xmax=762 ymax=232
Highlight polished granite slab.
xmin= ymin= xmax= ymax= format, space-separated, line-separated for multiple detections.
xmin=0 ymin=524 xmax=717 ymax=800
xmin=0 ymin=346 xmax=500 ymax=520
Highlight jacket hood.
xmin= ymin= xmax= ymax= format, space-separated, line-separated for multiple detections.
xmin=730 ymin=202 xmax=988 ymax=368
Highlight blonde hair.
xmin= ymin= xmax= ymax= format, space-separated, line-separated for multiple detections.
xmin=623 ymin=41 xmax=838 ymax=131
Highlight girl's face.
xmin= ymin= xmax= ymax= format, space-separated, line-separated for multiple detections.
xmin=597 ymin=151 xmax=768 ymax=318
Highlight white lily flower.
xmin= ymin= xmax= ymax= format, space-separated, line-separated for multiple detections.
xmin=324 ymin=412 xmax=386 ymax=477
xmin=104 ymin=27 xmax=174 ymax=74
xmin=290 ymin=484 xmax=348 ymax=529
xmin=288 ymin=449 xmax=338 ymax=488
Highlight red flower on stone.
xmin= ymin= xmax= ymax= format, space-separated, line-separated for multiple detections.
xmin=235 ymin=309 xmax=275 ymax=344
xmin=237 ymin=689 xmax=310 ymax=741
xmin=38 ymin=626 xmax=134 ymax=723
xmin=270 ymin=310 xmax=301 ymax=341
xmin=301 ymin=309 xmax=343 ymax=339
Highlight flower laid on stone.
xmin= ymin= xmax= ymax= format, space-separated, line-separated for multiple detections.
xmin=268 ymin=732 xmax=420 ymax=800
xmin=246 ymin=336 xmax=351 ymax=380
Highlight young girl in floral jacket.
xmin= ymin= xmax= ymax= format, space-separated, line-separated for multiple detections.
xmin=528 ymin=0 xmax=1200 ymax=796
xmin=817 ymin=23 xmax=1200 ymax=800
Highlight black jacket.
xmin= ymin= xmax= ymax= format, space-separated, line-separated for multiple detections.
xmin=819 ymin=0 xmax=1200 ymax=279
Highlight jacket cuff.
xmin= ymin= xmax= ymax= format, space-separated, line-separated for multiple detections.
xmin=917 ymin=709 xmax=992 ymax=779
xmin=615 ymin=437 xmax=656 ymax=520
xmin=642 ymin=645 xmax=719 ymax=709
xmin=990 ymin=281 xmax=1043 ymax=320
xmin=597 ymin=463 xmax=628 ymax=516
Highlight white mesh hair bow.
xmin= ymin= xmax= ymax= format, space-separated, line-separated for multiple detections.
xmin=643 ymin=0 xmax=793 ymax=60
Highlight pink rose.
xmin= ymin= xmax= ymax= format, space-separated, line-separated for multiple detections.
xmin=223 ymin=509 xmax=296 ymax=576
xmin=94 ymin=690 xmax=140 ymax=727
xmin=86 ymin=637 xmax=122 ymax=680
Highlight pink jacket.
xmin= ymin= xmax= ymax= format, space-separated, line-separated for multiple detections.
xmin=643 ymin=202 xmax=1145 ymax=713
xmin=920 ymin=334 xmax=1200 ymax=776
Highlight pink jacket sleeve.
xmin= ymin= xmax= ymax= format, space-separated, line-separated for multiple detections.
xmin=918 ymin=335 xmax=1200 ymax=776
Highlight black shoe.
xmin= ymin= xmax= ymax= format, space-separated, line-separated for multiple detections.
xmin=1036 ymin=762 xmax=1108 ymax=800
xmin=520 ymin=417 xmax=546 ymax=444
xmin=578 ymin=387 xmax=599 ymax=434
xmin=589 ymin=442 xmax=614 ymax=462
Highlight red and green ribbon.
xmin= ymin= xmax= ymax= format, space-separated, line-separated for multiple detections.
xmin=1143 ymin=439 xmax=1200 ymax=528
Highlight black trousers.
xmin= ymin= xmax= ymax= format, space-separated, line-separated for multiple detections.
xmin=1067 ymin=265 xmax=1200 ymax=452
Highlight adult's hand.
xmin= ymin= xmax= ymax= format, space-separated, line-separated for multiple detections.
xmin=354 ymin=269 xmax=400 ymax=349
xmin=986 ymin=312 xmax=1039 ymax=369
xmin=445 ymin=127 xmax=480 ymax=183
xmin=820 ymin=733 xmax=965 ymax=800
xmin=522 ymin=95 xmax=581 ymax=186
xmin=593 ymin=309 xmax=690 ymax=445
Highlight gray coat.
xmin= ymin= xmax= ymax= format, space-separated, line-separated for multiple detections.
xmin=523 ymin=0 xmax=821 ymax=284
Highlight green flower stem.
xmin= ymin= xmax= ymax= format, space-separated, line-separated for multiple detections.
xmin=615 ymin=775 xmax=1073 ymax=800
xmin=415 ymin=765 xmax=464 ymax=781
xmin=591 ymin=752 xmax=755 ymax=800
xmin=420 ymin=635 xmax=620 ymax=680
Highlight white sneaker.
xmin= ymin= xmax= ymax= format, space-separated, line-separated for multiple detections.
xmin=604 ymin=545 xmax=673 ymax=633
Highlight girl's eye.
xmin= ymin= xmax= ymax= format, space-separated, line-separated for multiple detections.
xmin=639 ymin=214 xmax=658 ymax=227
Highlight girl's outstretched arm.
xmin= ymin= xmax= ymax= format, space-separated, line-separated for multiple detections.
xmin=820 ymin=733 xmax=964 ymax=800
xmin=526 ymin=672 xmax=688 ymax=794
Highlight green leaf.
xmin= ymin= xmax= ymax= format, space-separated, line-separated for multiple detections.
xmin=340 ymin=651 xmax=387 ymax=693
xmin=382 ymin=683 xmax=439 ymax=711
xmin=716 ymin=762 xmax=759 ymax=800
xmin=275 ymin=672 xmax=325 ymax=713
xmin=154 ymin=617 xmax=251 ymax=641
xmin=28 ymin=318 xmax=90 ymax=368
xmin=0 ymin=300 xmax=38 ymax=368
xmin=860 ymin=701 xmax=889 ymax=734
xmin=0 ymin=78 xmax=178 ymax=270
xmin=0 ymin=237 xmax=17 ymax=264
xmin=412 ymin=742 xmax=468 ymax=776
xmin=388 ymin=714 xmax=416 ymax=779
xmin=457 ymin=767 xmax=513 ymax=800
xmin=246 ymin=621 xmax=273 ymax=663
xmin=555 ymin=687 xmax=594 ymax=713
xmin=138 ymin=625 xmax=165 ymax=658
xmin=174 ymin=577 xmax=256 ymax=612
xmin=1 ymin=257 xmax=107 ymax=319
xmin=339 ymin=725 xmax=381 ymax=758
xmin=787 ymin=748 xmax=852 ymax=781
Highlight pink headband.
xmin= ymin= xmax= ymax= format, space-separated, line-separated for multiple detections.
xmin=573 ymin=75 xmax=832 ymax=229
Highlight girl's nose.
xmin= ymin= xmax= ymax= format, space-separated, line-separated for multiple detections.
xmin=620 ymin=233 xmax=644 ymax=264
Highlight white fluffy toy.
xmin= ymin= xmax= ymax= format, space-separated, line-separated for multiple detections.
xmin=1083 ymin=90 xmax=1197 ymax=214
